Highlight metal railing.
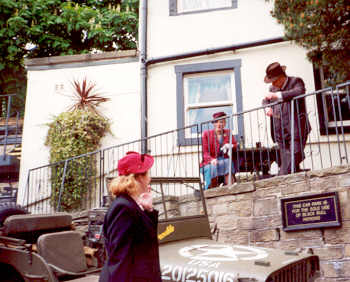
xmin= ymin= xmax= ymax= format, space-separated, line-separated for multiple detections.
xmin=23 ymin=81 xmax=350 ymax=213
xmin=23 ymin=124 xmax=203 ymax=213
xmin=0 ymin=94 xmax=22 ymax=157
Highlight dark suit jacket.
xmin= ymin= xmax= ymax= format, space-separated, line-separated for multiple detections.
xmin=99 ymin=194 xmax=161 ymax=282
xmin=262 ymin=76 xmax=311 ymax=144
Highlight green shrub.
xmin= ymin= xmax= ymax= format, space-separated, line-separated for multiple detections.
xmin=45 ymin=76 xmax=111 ymax=212
xmin=46 ymin=109 xmax=110 ymax=211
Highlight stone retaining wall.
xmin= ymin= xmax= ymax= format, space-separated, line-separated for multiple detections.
xmin=179 ymin=165 xmax=350 ymax=282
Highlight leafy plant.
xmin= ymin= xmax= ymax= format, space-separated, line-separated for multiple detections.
xmin=267 ymin=0 xmax=350 ymax=85
xmin=45 ymin=78 xmax=110 ymax=211
xmin=0 ymin=0 xmax=139 ymax=115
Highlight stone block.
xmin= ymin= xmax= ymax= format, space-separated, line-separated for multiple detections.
xmin=255 ymin=186 xmax=283 ymax=198
xmin=313 ymin=246 xmax=344 ymax=260
xmin=308 ymin=166 xmax=350 ymax=178
xmin=211 ymin=202 xmax=229 ymax=216
xmin=204 ymin=182 xmax=254 ymax=198
xmin=215 ymin=215 xmax=237 ymax=229
xmin=281 ymin=181 xmax=310 ymax=195
xmin=324 ymin=228 xmax=350 ymax=244
xmin=344 ymin=245 xmax=350 ymax=258
xmin=309 ymin=177 xmax=337 ymax=193
xmin=252 ymin=229 xmax=279 ymax=242
xmin=280 ymin=229 xmax=322 ymax=241
xmin=253 ymin=216 xmax=281 ymax=229
xmin=337 ymin=174 xmax=350 ymax=188
xmin=320 ymin=262 xmax=337 ymax=278
xmin=254 ymin=198 xmax=278 ymax=216
xmin=273 ymin=239 xmax=299 ymax=251
xmin=320 ymin=261 xmax=350 ymax=278
xmin=218 ymin=229 xmax=249 ymax=245
xmin=228 ymin=200 xmax=252 ymax=217
xmin=237 ymin=217 xmax=254 ymax=230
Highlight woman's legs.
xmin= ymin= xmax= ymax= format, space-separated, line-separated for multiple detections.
xmin=217 ymin=158 xmax=235 ymax=185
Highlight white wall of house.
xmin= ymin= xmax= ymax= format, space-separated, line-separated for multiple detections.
xmin=147 ymin=41 xmax=316 ymax=137
xmin=18 ymin=52 xmax=140 ymax=204
xmin=147 ymin=0 xmax=283 ymax=58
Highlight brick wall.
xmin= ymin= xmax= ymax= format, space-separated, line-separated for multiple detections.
xmin=178 ymin=165 xmax=350 ymax=282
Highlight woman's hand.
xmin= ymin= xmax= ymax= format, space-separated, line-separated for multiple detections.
xmin=211 ymin=158 xmax=218 ymax=166
xmin=138 ymin=190 xmax=153 ymax=211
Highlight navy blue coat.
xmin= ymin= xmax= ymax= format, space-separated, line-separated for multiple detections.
xmin=99 ymin=194 xmax=161 ymax=282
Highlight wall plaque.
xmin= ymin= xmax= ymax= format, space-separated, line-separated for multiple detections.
xmin=281 ymin=192 xmax=341 ymax=231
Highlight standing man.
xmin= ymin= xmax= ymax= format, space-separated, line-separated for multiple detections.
xmin=262 ymin=62 xmax=311 ymax=175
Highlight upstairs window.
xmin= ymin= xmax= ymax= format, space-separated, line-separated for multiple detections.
xmin=169 ymin=0 xmax=237 ymax=15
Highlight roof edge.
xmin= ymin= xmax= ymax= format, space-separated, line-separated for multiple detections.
xmin=24 ymin=50 xmax=139 ymax=67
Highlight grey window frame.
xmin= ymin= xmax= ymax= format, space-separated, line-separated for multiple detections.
xmin=169 ymin=0 xmax=238 ymax=16
xmin=175 ymin=59 xmax=243 ymax=146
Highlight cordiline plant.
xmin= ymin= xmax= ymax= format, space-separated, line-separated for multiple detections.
xmin=45 ymin=78 xmax=110 ymax=211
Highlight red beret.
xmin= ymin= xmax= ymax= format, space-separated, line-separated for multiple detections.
xmin=212 ymin=111 xmax=227 ymax=120
xmin=117 ymin=151 xmax=154 ymax=176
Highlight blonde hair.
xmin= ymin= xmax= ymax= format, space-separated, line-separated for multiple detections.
xmin=109 ymin=174 xmax=139 ymax=197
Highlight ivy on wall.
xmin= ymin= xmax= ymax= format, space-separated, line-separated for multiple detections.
xmin=45 ymin=78 xmax=110 ymax=211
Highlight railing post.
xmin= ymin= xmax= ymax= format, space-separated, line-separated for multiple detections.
xmin=228 ymin=116 xmax=233 ymax=185
xmin=100 ymin=149 xmax=105 ymax=207
xmin=3 ymin=95 xmax=12 ymax=160
xmin=291 ymin=99 xmax=295 ymax=173
xmin=57 ymin=160 xmax=68 ymax=212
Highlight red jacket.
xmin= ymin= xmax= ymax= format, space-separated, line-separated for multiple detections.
xmin=200 ymin=129 xmax=237 ymax=167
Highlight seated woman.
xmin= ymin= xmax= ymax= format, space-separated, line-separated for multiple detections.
xmin=200 ymin=111 xmax=237 ymax=189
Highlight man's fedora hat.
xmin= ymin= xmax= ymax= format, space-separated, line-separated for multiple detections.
xmin=264 ymin=62 xmax=286 ymax=83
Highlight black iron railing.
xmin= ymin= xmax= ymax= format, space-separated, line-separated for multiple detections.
xmin=23 ymin=81 xmax=350 ymax=213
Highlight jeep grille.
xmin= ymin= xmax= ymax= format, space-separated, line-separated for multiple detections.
xmin=266 ymin=256 xmax=319 ymax=282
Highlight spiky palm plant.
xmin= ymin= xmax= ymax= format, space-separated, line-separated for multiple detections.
xmin=68 ymin=78 xmax=110 ymax=116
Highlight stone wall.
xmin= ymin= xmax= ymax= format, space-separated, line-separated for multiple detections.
xmin=179 ymin=165 xmax=350 ymax=282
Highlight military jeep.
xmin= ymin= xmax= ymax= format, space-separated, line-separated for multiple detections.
xmin=0 ymin=176 xmax=320 ymax=282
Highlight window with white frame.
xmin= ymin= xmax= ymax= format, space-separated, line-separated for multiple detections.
xmin=175 ymin=59 xmax=243 ymax=145
xmin=184 ymin=71 xmax=236 ymax=134
xmin=169 ymin=0 xmax=237 ymax=15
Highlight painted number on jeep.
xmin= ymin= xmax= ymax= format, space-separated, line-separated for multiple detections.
xmin=161 ymin=264 xmax=237 ymax=282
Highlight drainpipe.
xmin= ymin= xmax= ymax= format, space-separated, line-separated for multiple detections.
xmin=140 ymin=0 xmax=148 ymax=153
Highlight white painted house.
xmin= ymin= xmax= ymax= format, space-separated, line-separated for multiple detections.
xmin=18 ymin=0 xmax=349 ymax=205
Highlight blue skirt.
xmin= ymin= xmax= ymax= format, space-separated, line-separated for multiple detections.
xmin=201 ymin=158 xmax=235 ymax=190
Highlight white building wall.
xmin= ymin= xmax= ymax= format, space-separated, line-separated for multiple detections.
xmin=18 ymin=56 xmax=140 ymax=204
xmin=147 ymin=41 xmax=316 ymax=136
xmin=147 ymin=0 xmax=283 ymax=58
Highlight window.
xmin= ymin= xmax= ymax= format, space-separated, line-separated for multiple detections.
xmin=314 ymin=65 xmax=350 ymax=134
xmin=169 ymin=0 xmax=237 ymax=16
xmin=175 ymin=59 xmax=243 ymax=145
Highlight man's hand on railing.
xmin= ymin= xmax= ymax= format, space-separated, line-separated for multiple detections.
xmin=265 ymin=107 xmax=273 ymax=117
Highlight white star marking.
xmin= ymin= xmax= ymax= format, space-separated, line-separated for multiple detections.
xmin=179 ymin=244 xmax=268 ymax=262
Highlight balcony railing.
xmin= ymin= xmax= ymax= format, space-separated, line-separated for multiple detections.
xmin=22 ymin=81 xmax=350 ymax=213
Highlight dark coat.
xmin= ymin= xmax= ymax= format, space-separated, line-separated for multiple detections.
xmin=99 ymin=194 xmax=161 ymax=282
xmin=200 ymin=129 xmax=237 ymax=167
xmin=262 ymin=76 xmax=311 ymax=144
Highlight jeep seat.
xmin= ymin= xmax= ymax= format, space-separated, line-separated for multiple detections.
xmin=3 ymin=213 xmax=72 ymax=235
xmin=2 ymin=213 xmax=72 ymax=243
xmin=37 ymin=231 xmax=101 ymax=277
